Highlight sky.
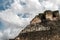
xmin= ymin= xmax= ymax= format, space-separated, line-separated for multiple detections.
xmin=0 ymin=0 xmax=60 ymax=40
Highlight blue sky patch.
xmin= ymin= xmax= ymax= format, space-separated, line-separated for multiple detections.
xmin=0 ymin=0 xmax=14 ymax=11
xmin=17 ymin=13 xmax=29 ymax=18
xmin=0 ymin=21 xmax=4 ymax=30
xmin=20 ymin=0 xmax=27 ymax=8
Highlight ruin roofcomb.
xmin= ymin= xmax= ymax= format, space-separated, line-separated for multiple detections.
xmin=9 ymin=10 xmax=60 ymax=40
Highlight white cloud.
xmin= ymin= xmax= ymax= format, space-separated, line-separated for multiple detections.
xmin=0 ymin=32 xmax=3 ymax=38
xmin=41 ymin=1 xmax=58 ymax=10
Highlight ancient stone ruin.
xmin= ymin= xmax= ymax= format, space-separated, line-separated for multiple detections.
xmin=9 ymin=10 xmax=60 ymax=40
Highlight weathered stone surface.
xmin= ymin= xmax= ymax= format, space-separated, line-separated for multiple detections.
xmin=9 ymin=10 xmax=60 ymax=40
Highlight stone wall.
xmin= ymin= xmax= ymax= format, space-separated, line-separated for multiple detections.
xmin=30 ymin=10 xmax=59 ymax=25
xmin=9 ymin=10 xmax=60 ymax=40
